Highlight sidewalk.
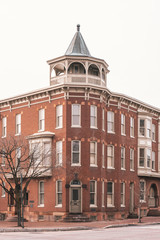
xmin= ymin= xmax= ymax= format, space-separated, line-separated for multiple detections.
xmin=0 ymin=216 xmax=160 ymax=232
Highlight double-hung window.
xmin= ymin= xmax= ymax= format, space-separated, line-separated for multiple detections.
xmin=152 ymin=151 xmax=155 ymax=170
xmin=102 ymin=108 xmax=105 ymax=131
xmin=140 ymin=180 xmax=146 ymax=202
xmin=152 ymin=124 xmax=156 ymax=141
xmin=90 ymin=180 xmax=97 ymax=206
xmin=1 ymin=182 xmax=5 ymax=198
xmin=56 ymin=105 xmax=63 ymax=128
xmin=56 ymin=141 xmax=62 ymax=165
xmin=147 ymin=120 xmax=151 ymax=138
xmin=107 ymin=182 xmax=114 ymax=207
xmin=130 ymin=117 xmax=134 ymax=137
xmin=130 ymin=148 xmax=134 ymax=171
xmin=121 ymin=114 xmax=125 ymax=135
xmin=90 ymin=141 xmax=97 ymax=166
xmin=72 ymin=140 xmax=80 ymax=165
xmin=2 ymin=117 xmax=6 ymax=137
xmin=56 ymin=180 xmax=62 ymax=206
xmin=39 ymin=181 xmax=44 ymax=206
xmin=72 ymin=104 xmax=81 ymax=127
xmin=39 ymin=109 xmax=45 ymax=131
xmin=120 ymin=182 xmax=125 ymax=206
xmin=90 ymin=105 xmax=97 ymax=128
xmin=107 ymin=111 xmax=114 ymax=133
xmin=139 ymin=119 xmax=145 ymax=136
xmin=139 ymin=148 xmax=145 ymax=167
xmin=16 ymin=114 xmax=21 ymax=135
xmin=147 ymin=149 xmax=151 ymax=168
xmin=121 ymin=147 xmax=125 ymax=169
xmin=102 ymin=143 xmax=105 ymax=168
xmin=107 ymin=145 xmax=114 ymax=169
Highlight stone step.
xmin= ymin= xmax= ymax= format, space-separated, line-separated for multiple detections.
xmin=147 ymin=209 xmax=160 ymax=216
xmin=63 ymin=214 xmax=91 ymax=222
xmin=5 ymin=215 xmax=28 ymax=222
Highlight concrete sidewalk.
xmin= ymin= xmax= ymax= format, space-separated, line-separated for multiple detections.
xmin=0 ymin=216 xmax=160 ymax=232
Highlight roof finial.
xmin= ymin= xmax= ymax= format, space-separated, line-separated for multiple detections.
xmin=77 ymin=24 xmax=80 ymax=32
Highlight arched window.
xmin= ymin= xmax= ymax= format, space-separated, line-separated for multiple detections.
xmin=51 ymin=64 xmax=66 ymax=78
xmin=88 ymin=64 xmax=100 ymax=77
xmin=68 ymin=62 xmax=86 ymax=74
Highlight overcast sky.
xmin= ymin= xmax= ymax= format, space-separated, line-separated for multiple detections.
xmin=0 ymin=0 xmax=160 ymax=108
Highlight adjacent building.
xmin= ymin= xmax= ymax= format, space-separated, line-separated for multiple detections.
xmin=0 ymin=25 xmax=160 ymax=221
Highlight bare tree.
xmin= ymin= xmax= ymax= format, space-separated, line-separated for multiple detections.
xmin=0 ymin=135 xmax=53 ymax=227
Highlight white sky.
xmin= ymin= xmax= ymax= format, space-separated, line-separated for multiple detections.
xmin=0 ymin=0 xmax=160 ymax=108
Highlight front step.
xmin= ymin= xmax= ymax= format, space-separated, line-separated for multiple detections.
xmin=5 ymin=215 xmax=28 ymax=222
xmin=63 ymin=214 xmax=90 ymax=222
xmin=147 ymin=208 xmax=160 ymax=216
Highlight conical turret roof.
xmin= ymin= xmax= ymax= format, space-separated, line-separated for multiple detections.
xmin=65 ymin=25 xmax=91 ymax=57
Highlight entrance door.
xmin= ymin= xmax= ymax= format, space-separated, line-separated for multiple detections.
xmin=149 ymin=184 xmax=157 ymax=207
xmin=70 ymin=187 xmax=81 ymax=213
xmin=129 ymin=183 xmax=134 ymax=213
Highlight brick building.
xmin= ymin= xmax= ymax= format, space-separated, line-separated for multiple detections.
xmin=0 ymin=25 xmax=160 ymax=221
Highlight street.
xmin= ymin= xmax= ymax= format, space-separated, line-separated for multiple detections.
xmin=0 ymin=225 xmax=160 ymax=240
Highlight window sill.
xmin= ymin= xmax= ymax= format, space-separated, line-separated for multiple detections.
xmin=55 ymin=127 xmax=63 ymax=130
xmin=152 ymin=140 xmax=156 ymax=143
xmin=15 ymin=133 xmax=21 ymax=136
xmin=107 ymin=131 xmax=115 ymax=134
xmin=121 ymin=204 xmax=125 ymax=208
xmin=90 ymin=204 xmax=97 ymax=208
xmin=107 ymin=205 xmax=115 ymax=208
xmin=121 ymin=133 xmax=126 ymax=136
xmin=107 ymin=167 xmax=115 ymax=170
xmin=130 ymin=136 xmax=135 ymax=139
xmin=71 ymin=164 xmax=81 ymax=167
xmin=38 ymin=204 xmax=44 ymax=207
xmin=121 ymin=168 xmax=126 ymax=171
xmin=90 ymin=164 xmax=98 ymax=168
xmin=71 ymin=126 xmax=81 ymax=128
xmin=1 ymin=196 xmax=5 ymax=198
xmin=90 ymin=126 xmax=98 ymax=129
xmin=1 ymin=136 xmax=6 ymax=138
xmin=130 ymin=169 xmax=135 ymax=172
xmin=55 ymin=204 xmax=62 ymax=208
xmin=38 ymin=129 xmax=44 ymax=133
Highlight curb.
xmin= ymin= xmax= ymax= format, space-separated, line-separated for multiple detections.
xmin=0 ymin=226 xmax=92 ymax=232
xmin=104 ymin=222 xmax=160 ymax=229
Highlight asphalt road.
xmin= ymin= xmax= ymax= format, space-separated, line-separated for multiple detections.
xmin=0 ymin=225 xmax=160 ymax=240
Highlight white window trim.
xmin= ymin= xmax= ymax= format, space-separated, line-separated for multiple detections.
xmin=38 ymin=181 xmax=44 ymax=207
xmin=1 ymin=183 xmax=5 ymax=198
xmin=56 ymin=141 xmax=63 ymax=166
xmin=120 ymin=182 xmax=125 ymax=207
xmin=121 ymin=147 xmax=125 ymax=170
xmin=15 ymin=114 xmax=21 ymax=136
xmin=121 ymin=114 xmax=126 ymax=136
xmin=102 ymin=143 xmax=105 ymax=168
xmin=102 ymin=180 xmax=104 ymax=207
xmin=130 ymin=117 xmax=134 ymax=138
xmin=55 ymin=180 xmax=62 ymax=207
xmin=107 ymin=111 xmax=115 ymax=134
xmin=102 ymin=108 xmax=105 ymax=131
xmin=56 ymin=105 xmax=63 ymax=129
xmin=2 ymin=117 xmax=7 ymax=138
xmin=71 ymin=140 xmax=81 ymax=166
xmin=90 ymin=105 xmax=97 ymax=129
xmin=107 ymin=145 xmax=114 ymax=169
xmin=90 ymin=141 xmax=97 ymax=167
xmin=90 ymin=180 xmax=97 ymax=208
xmin=71 ymin=104 xmax=81 ymax=128
xmin=38 ymin=109 xmax=45 ymax=132
xmin=140 ymin=180 xmax=146 ymax=203
xmin=130 ymin=148 xmax=134 ymax=171
xmin=107 ymin=182 xmax=114 ymax=207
